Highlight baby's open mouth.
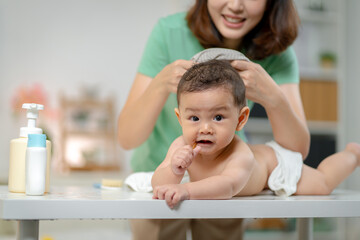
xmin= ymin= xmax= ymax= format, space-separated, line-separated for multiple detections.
xmin=197 ymin=140 xmax=213 ymax=144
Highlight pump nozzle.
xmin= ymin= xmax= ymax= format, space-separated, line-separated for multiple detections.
xmin=20 ymin=103 xmax=44 ymax=137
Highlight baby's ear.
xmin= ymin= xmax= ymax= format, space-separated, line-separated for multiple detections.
xmin=236 ymin=106 xmax=250 ymax=131
xmin=174 ymin=108 xmax=182 ymax=126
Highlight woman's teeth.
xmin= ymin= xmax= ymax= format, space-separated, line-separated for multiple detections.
xmin=224 ymin=16 xmax=244 ymax=23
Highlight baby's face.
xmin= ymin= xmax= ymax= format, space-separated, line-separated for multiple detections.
xmin=176 ymin=87 xmax=245 ymax=155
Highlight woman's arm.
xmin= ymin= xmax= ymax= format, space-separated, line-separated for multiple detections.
xmin=267 ymin=83 xmax=310 ymax=159
xmin=117 ymin=60 xmax=193 ymax=149
xmin=117 ymin=73 xmax=167 ymax=149
xmin=231 ymin=61 xmax=310 ymax=159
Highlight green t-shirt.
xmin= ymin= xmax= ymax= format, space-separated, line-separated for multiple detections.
xmin=131 ymin=12 xmax=299 ymax=172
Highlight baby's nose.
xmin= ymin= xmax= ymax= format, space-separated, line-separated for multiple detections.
xmin=200 ymin=123 xmax=213 ymax=134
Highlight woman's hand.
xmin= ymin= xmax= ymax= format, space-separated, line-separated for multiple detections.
xmin=231 ymin=60 xmax=281 ymax=108
xmin=154 ymin=60 xmax=194 ymax=94
xmin=153 ymin=184 xmax=190 ymax=208
xmin=231 ymin=60 xmax=310 ymax=158
xmin=117 ymin=60 xmax=193 ymax=149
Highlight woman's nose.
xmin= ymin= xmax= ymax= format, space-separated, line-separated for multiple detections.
xmin=200 ymin=123 xmax=213 ymax=134
xmin=228 ymin=0 xmax=244 ymax=12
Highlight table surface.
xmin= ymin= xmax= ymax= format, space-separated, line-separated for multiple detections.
xmin=1 ymin=185 xmax=360 ymax=220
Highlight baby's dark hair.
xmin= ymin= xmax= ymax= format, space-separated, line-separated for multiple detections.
xmin=177 ymin=59 xmax=246 ymax=108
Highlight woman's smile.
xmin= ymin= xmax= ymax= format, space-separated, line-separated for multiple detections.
xmin=207 ymin=0 xmax=267 ymax=48
xmin=222 ymin=14 xmax=246 ymax=29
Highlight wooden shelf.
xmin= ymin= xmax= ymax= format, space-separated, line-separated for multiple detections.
xmin=69 ymin=164 xmax=120 ymax=172
xmin=59 ymin=93 xmax=120 ymax=171
xmin=64 ymin=130 xmax=114 ymax=137
xmin=62 ymin=98 xmax=112 ymax=108
xmin=300 ymin=79 xmax=338 ymax=122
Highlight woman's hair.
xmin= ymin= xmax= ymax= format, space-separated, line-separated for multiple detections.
xmin=186 ymin=0 xmax=300 ymax=60
xmin=177 ymin=60 xmax=246 ymax=108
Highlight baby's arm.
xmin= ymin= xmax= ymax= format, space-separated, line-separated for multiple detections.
xmin=154 ymin=151 xmax=255 ymax=208
xmin=151 ymin=136 xmax=200 ymax=188
xmin=184 ymin=154 xmax=255 ymax=200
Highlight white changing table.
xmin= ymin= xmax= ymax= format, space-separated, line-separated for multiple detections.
xmin=1 ymin=185 xmax=360 ymax=240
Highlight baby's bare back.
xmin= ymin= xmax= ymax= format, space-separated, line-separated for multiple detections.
xmin=236 ymin=144 xmax=278 ymax=196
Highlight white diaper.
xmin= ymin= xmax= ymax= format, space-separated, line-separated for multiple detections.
xmin=266 ymin=141 xmax=303 ymax=197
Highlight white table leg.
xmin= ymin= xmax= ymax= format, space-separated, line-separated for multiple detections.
xmin=17 ymin=220 xmax=39 ymax=240
xmin=297 ymin=218 xmax=313 ymax=240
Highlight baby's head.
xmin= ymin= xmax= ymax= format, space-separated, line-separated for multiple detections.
xmin=177 ymin=59 xmax=246 ymax=109
xmin=175 ymin=60 xmax=249 ymax=153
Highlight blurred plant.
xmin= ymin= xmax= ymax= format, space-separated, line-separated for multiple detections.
xmin=308 ymin=0 xmax=324 ymax=11
xmin=320 ymin=52 xmax=336 ymax=69
xmin=11 ymin=83 xmax=49 ymax=119
xmin=10 ymin=83 xmax=57 ymax=156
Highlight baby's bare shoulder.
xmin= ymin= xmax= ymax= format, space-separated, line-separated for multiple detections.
xmin=170 ymin=136 xmax=186 ymax=148
xmin=234 ymin=136 xmax=254 ymax=155
xmin=228 ymin=137 xmax=255 ymax=165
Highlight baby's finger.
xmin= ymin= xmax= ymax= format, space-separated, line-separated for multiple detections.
xmin=165 ymin=190 xmax=176 ymax=207
xmin=152 ymin=187 xmax=158 ymax=199
xmin=172 ymin=193 xmax=181 ymax=207
xmin=152 ymin=192 xmax=158 ymax=199
xmin=156 ymin=187 xmax=167 ymax=200
xmin=180 ymin=161 xmax=187 ymax=168
xmin=193 ymin=146 xmax=201 ymax=156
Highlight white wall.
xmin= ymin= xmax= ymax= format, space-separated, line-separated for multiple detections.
xmin=0 ymin=0 xmax=193 ymax=179
xmin=338 ymin=1 xmax=360 ymax=239
xmin=342 ymin=0 xmax=360 ymax=189
xmin=344 ymin=1 xmax=360 ymax=149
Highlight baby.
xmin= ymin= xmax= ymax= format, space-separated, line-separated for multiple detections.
xmin=151 ymin=59 xmax=360 ymax=208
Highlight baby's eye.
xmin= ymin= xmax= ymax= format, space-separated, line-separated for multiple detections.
xmin=214 ymin=115 xmax=223 ymax=121
xmin=190 ymin=116 xmax=199 ymax=121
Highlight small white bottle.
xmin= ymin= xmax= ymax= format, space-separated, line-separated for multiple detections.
xmin=26 ymin=134 xmax=47 ymax=196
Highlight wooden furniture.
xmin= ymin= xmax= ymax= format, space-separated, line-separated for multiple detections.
xmin=2 ymin=186 xmax=360 ymax=240
xmin=59 ymin=94 xmax=119 ymax=171
xmin=300 ymin=79 xmax=338 ymax=122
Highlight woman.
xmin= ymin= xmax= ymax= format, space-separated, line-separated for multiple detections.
xmin=118 ymin=0 xmax=310 ymax=239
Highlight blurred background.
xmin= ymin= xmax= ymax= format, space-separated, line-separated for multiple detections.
xmin=0 ymin=0 xmax=360 ymax=239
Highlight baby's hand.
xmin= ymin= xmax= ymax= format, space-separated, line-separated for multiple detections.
xmin=152 ymin=184 xmax=189 ymax=208
xmin=171 ymin=145 xmax=201 ymax=175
